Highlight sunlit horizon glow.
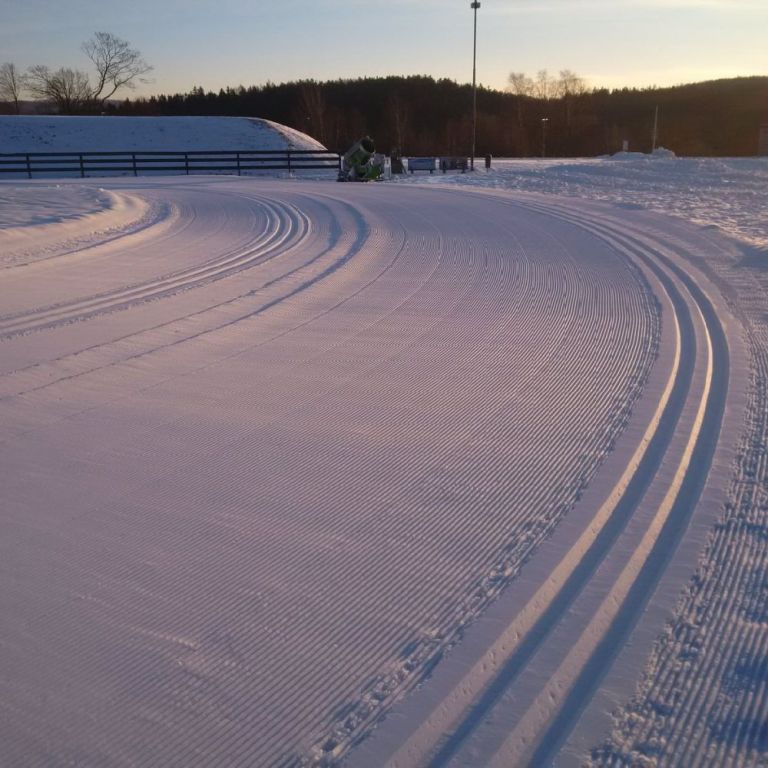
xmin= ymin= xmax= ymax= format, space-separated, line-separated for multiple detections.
xmin=0 ymin=0 xmax=765 ymax=99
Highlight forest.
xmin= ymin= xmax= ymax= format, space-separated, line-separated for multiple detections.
xmin=5 ymin=72 xmax=767 ymax=157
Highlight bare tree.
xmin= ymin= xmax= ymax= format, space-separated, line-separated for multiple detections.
xmin=507 ymin=72 xmax=534 ymax=123
xmin=558 ymin=69 xmax=588 ymax=133
xmin=25 ymin=66 xmax=92 ymax=113
xmin=534 ymin=70 xmax=558 ymax=100
xmin=0 ymin=62 xmax=26 ymax=114
xmin=82 ymin=31 xmax=152 ymax=107
xmin=506 ymin=72 xmax=535 ymax=154
xmin=558 ymin=69 xmax=587 ymax=98
xmin=24 ymin=32 xmax=152 ymax=113
xmin=507 ymin=72 xmax=534 ymax=98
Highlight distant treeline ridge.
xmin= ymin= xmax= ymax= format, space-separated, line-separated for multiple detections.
xmin=5 ymin=74 xmax=768 ymax=156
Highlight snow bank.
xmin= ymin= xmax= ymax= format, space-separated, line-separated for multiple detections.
xmin=0 ymin=185 xmax=112 ymax=228
xmin=0 ymin=115 xmax=326 ymax=153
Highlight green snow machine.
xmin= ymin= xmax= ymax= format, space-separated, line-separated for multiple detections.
xmin=338 ymin=136 xmax=384 ymax=182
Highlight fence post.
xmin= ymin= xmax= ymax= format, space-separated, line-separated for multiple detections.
xmin=287 ymin=151 xmax=292 ymax=176
xmin=132 ymin=154 xmax=138 ymax=177
xmin=26 ymin=153 xmax=32 ymax=179
xmin=185 ymin=153 xmax=189 ymax=175
xmin=79 ymin=154 xmax=85 ymax=178
xmin=236 ymin=152 xmax=241 ymax=176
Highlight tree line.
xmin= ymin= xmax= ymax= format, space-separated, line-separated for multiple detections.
xmin=114 ymin=74 xmax=768 ymax=157
xmin=2 ymin=38 xmax=765 ymax=157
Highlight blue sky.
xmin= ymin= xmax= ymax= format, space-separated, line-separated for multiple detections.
xmin=1 ymin=0 xmax=766 ymax=96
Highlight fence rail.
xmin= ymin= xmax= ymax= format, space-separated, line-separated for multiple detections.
xmin=0 ymin=150 xmax=341 ymax=178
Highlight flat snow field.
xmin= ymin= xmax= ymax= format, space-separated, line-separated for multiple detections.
xmin=0 ymin=159 xmax=765 ymax=768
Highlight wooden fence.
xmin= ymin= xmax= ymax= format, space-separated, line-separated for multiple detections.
xmin=0 ymin=150 xmax=341 ymax=178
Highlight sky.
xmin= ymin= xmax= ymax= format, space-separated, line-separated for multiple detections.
xmin=1 ymin=0 xmax=766 ymax=97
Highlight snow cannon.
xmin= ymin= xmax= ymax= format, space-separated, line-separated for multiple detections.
xmin=346 ymin=136 xmax=375 ymax=169
xmin=338 ymin=136 xmax=384 ymax=181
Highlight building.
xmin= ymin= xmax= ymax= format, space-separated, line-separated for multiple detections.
xmin=760 ymin=124 xmax=768 ymax=156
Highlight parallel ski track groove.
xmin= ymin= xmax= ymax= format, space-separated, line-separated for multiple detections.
xmin=485 ymin=198 xmax=728 ymax=768
xmin=0 ymin=185 xmax=660 ymax=768
xmin=0 ymin=195 xmax=310 ymax=338
xmin=298 ymin=197 xmax=658 ymax=765
xmin=0 ymin=193 xmax=369 ymax=394
xmin=590 ymin=226 xmax=768 ymax=767
xmin=372 ymin=194 xmax=728 ymax=768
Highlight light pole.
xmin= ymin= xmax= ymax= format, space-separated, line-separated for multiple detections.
xmin=470 ymin=1 xmax=480 ymax=171
xmin=541 ymin=117 xmax=549 ymax=158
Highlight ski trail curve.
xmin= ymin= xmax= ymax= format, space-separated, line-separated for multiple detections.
xmin=0 ymin=181 xmax=671 ymax=768
xmin=349 ymin=192 xmax=733 ymax=768
xmin=373 ymin=211 xmax=692 ymax=768
xmin=492 ymin=288 xmax=714 ymax=768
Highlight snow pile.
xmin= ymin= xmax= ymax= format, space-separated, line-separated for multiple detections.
xmin=608 ymin=151 xmax=649 ymax=160
xmin=609 ymin=147 xmax=676 ymax=160
xmin=0 ymin=115 xmax=326 ymax=153
xmin=402 ymin=155 xmax=768 ymax=250
xmin=0 ymin=184 xmax=112 ymax=228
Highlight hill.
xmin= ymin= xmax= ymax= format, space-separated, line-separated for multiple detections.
xmin=0 ymin=115 xmax=325 ymax=153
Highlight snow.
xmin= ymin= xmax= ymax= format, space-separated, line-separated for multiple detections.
xmin=0 ymin=176 xmax=660 ymax=766
xmin=399 ymin=155 xmax=768 ymax=252
xmin=0 ymin=115 xmax=326 ymax=153
xmin=0 ymin=184 xmax=112 ymax=228
xmin=1 ymin=145 xmax=767 ymax=767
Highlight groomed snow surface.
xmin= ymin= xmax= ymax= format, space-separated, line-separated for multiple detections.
xmin=1 ymin=150 xmax=766 ymax=768
xmin=401 ymin=154 xmax=768 ymax=252
xmin=399 ymin=155 xmax=768 ymax=767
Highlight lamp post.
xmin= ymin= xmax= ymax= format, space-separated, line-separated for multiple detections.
xmin=541 ymin=117 xmax=549 ymax=158
xmin=470 ymin=1 xmax=480 ymax=170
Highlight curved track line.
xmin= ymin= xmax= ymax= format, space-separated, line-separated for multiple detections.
xmin=305 ymin=193 xmax=659 ymax=766
xmin=0 ymin=183 xmax=666 ymax=768
xmin=509 ymin=199 xmax=730 ymax=767
xmin=0 ymin=193 xmax=366 ymax=383
xmin=0 ymin=196 xmax=310 ymax=338
xmin=382 ymin=286 xmax=680 ymax=768
xmin=375 ymin=195 xmax=730 ymax=768
xmin=494 ymin=299 xmax=713 ymax=767
xmin=382 ymin=240 xmax=684 ymax=768
xmin=0 ymin=196 xmax=386 ymax=407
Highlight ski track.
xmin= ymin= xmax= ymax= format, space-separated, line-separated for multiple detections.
xmin=2 ymin=176 xmax=736 ymax=768
xmin=587 ymin=218 xmax=768 ymax=767
xmin=483 ymin=198 xmax=727 ymax=768
xmin=396 ymin=164 xmax=765 ymax=767
xmin=346 ymin=190 xmax=732 ymax=768
xmin=0 ymin=194 xmax=311 ymax=337
xmin=0 ymin=186 xmax=173 ymax=270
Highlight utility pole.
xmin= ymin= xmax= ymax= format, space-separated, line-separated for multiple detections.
xmin=652 ymin=105 xmax=659 ymax=153
xmin=471 ymin=1 xmax=480 ymax=171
